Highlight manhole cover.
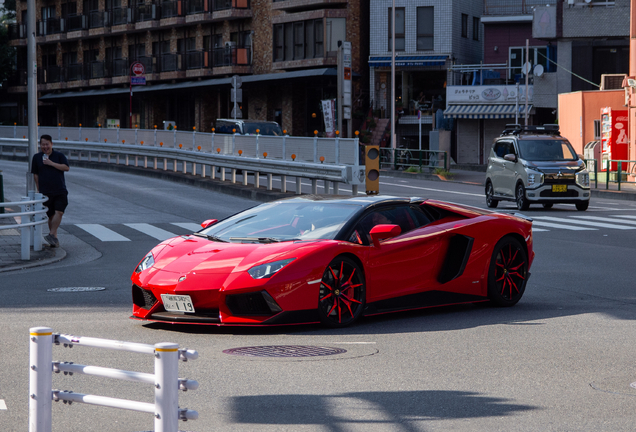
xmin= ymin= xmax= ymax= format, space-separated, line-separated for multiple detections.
xmin=47 ymin=287 xmax=106 ymax=292
xmin=223 ymin=345 xmax=347 ymax=358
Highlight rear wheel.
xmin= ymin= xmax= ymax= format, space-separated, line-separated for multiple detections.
xmin=576 ymin=201 xmax=589 ymax=211
xmin=516 ymin=183 xmax=530 ymax=211
xmin=488 ymin=237 xmax=528 ymax=307
xmin=485 ymin=182 xmax=499 ymax=208
xmin=318 ymin=257 xmax=365 ymax=327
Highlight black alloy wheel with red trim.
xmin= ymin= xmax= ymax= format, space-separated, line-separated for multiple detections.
xmin=318 ymin=256 xmax=366 ymax=327
xmin=488 ymin=237 xmax=528 ymax=307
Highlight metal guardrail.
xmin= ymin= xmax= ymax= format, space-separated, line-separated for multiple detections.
xmin=0 ymin=125 xmax=365 ymax=195
xmin=603 ymin=159 xmax=636 ymax=191
xmin=0 ymin=193 xmax=48 ymax=260
xmin=29 ymin=327 xmax=199 ymax=432
xmin=379 ymin=148 xmax=448 ymax=172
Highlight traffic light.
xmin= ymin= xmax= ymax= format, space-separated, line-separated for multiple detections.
xmin=365 ymin=145 xmax=380 ymax=195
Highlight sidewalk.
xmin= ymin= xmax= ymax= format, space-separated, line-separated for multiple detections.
xmin=0 ymin=208 xmax=66 ymax=272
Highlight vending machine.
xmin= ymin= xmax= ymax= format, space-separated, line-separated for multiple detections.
xmin=600 ymin=107 xmax=629 ymax=171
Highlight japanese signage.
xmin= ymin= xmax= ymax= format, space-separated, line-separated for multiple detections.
xmin=446 ymin=85 xmax=533 ymax=104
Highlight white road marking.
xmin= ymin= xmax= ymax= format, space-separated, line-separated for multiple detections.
xmin=532 ymin=227 xmax=550 ymax=232
xmin=531 ymin=220 xmax=595 ymax=231
xmin=379 ymin=182 xmax=483 ymax=197
xmin=569 ymin=216 xmax=636 ymax=226
xmin=171 ymin=222 xmax=202 ymax=232
xmin=124 ymin=223 xmax=178 ymax=241
xmin=611 ymin=215 xmax=636 ymax=220
xmin=0 ymin=399 xmax=7 ymax=410
xmin=534 ymin=216 xmax=636 ymax=230
xmin=75 ymin=224 xmax=130 ymax=241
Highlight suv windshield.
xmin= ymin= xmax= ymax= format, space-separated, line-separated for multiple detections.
xmin=517 ymin=139 xmax=578 ymax=161
xmin=200 ymin=201 xmax=362 ymax=242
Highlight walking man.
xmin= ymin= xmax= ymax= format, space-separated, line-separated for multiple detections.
xmin=31 ymin=134 xmax=70 ymax=247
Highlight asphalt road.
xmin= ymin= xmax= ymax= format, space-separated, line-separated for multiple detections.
xmin=1 ymin=160 xmax=636 ymax=431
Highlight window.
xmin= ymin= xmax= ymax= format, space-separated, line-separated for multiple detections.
xmin=509 ymin=46 xmax=548 ymax=79
xmin=273 ymin=19 xmax=324 ymax=62
xmin=388 ymin=7 xmax=405 ymax=51
xmin=41 ymin=6 xmax=56 ymax=19
xmin=473 ymin=17 xmax=479 ymax=41
xmin=186 ymin=37 xmax=196 ymax=51
xmin=416 ymin=7 xmax=433 ymax=51
xmin=461 ymin=14 xmax=468 ymax=38
xmin=348 ymin=206 xmax=424 ymax=246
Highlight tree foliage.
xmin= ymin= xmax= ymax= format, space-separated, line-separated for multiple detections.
xmin=0 ymin=0 xmax=17 ymax=83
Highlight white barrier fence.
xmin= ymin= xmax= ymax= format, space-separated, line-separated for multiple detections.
xmin=0 ymin=192 xmax=48 ymax=260
xmin=29 ymin=327 xmax=199 ymax=432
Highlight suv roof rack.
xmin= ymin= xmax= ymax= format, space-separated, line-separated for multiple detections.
xmin=501 ymin=124 xmax=560 ymax=137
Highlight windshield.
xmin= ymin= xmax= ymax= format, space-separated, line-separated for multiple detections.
xmin=200 ymin=201 xmax=362 ymax=242
xmin=243 ymin=123 xmax=283 ymax=136
xmin=517 ymin=139 xmax=578 ymax=161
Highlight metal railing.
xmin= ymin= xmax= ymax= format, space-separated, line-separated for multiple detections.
xmin=483 ymin=0 xmax=556 ymax=15
xmin=603 ymin=159 xmax=636 ymax=191
xmin=29 ymin=327 xmax=199 ymax=432
xmin=0 ymin=193 xmax=48 ymax=260
xmin=379 ymin=148 xmax=448 ymax=172
xmin=0 ymin=125 xmax=365 ymax=194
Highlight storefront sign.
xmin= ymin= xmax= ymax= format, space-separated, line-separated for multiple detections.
xmin=446 ymin=85 xmax=533 ymax=104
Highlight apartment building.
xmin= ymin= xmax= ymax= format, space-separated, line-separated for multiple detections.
xmin=368 ymin=0 xmax=483 ymax=153
xmin=6 ymin=0 xmax=369 ymax=136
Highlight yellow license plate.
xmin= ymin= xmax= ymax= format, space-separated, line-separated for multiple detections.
xmin=552 ymin=185 xmax=567 ymax=193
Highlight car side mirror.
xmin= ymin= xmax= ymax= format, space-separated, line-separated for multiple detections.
xmin=200 ymin=219 xmax=218 ymax=228
xmin=369 ymin=224 xmax=401 ymax=248
xmin=504 ymin=154 xmax=517 ymax=162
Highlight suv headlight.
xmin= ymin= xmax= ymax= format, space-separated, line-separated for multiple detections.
xmin=527 ymin=171 xmax=544 ymax=188
xmin=248 ymin=258 xmax=295 ymax=279
xmin=135 ymin=252 xmax=155 ymax=273
xmin=576 ymin=171 xmax=590 ymax=188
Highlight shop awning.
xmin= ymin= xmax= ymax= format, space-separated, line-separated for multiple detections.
xmin=368 ymin=55 xmax=448 ymax=68
xmin=443 ymin=104 xmax=533 ymax=119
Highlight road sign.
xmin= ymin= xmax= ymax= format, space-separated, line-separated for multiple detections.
xmin=131 ymin=76 xmax=146 ymax=85
xmin=232 ymin=75 xmax=242 ymax=88
xmin=231 ymin=88 xmax=242 ymax=103
xmin=231 ymin=106 xmax=242 ymax=119
xmin=131 ymin=62 xmax=145 ymax=76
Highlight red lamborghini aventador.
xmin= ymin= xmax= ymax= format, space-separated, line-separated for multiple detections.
xmin=131 ymin=195 xmax=534 ymax=327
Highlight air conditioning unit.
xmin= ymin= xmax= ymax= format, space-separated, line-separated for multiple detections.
xmin=600 ymin=74 xmax=626 ymax=91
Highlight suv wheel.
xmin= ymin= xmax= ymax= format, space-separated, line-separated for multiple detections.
xmin=575 ymin=201 xmax=589 ymax=211
xmin=485 ymin=182 xmax=499 ymax=208
xmin=516 ymin=183 xmax=530 ymax=211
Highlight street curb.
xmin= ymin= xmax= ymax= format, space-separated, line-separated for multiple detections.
xmin=591 ymin=189 xmax=636 ymax=201
xmin=0 ymin=246 xmax=66 ymax=273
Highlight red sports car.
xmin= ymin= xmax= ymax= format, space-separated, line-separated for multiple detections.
xmin=131 ymin=196 xmax=534 ymax=327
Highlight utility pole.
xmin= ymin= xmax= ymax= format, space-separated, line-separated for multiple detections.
xmin=391 ymin=0 xmax=396 ymax=157
xmin=26 ymin=0 xmax=39 ymax=193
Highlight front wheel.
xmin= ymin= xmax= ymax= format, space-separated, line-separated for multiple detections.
xmin=487 ymin=237 xmax=528 ymax=307
xmin=485 ymin=182 xmax=499 ymax=208
xmin=576 ymin=201 xmax=589 ymax=211
xmin=318 ymin=257 xmax=366 ymax=327
xmin=516 ymin=183 xmax=530 ymax=211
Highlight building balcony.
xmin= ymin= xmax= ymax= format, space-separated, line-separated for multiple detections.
xmin=271 ymin=0 xmax=347 ymax=13
xmin=272 ymin=52 xmax=337 ymax=71
xmin=7 ymin=23 xmax=27 ymax=46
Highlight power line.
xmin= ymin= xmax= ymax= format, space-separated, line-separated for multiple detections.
xmin=537 ymin=51 xmax=600 ymax=88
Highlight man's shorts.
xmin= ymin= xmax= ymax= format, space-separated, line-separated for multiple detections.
xmin=44 ymin=192 xmax=68 ymax=218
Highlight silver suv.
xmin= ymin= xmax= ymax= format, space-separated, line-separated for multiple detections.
xmin=485 ymin=124 xmax=591 ymax=211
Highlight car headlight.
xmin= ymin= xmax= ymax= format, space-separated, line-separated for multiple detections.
xmin=135 ymin=252 xmax=155 ymax=273
xmin=248 ymin=258 xmax=295 ymax=279
xmin=527 ymin=172 xmax=543 ymax=187
xmin=576 ymin=171 xmax=590 ymax=188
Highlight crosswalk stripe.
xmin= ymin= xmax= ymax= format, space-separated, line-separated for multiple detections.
xmin=124 ymin=223 xmax=178 ymax=241
xmin=76 ymin=224 xmax=131 ymax=241
xmin=534 ymin=216 xmax=636 ymax=230
xmin=171 ymin=222 xmax=202 ymax=232
xmin=611 ymin=215 xmax=636 ymax=220
xmin=532 ymin=220 xmax=596 ymax=231
xmin=570 ymin=216 xmax=636 ymax=226
xmin=0 ymin=399 xmax=7 ymax=410
xmin=532 ymin=227 xmax=550 ymax=232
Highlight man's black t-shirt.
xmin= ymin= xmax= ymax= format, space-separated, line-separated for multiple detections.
xmin=31 ymin=150 xmax=69 ymax=195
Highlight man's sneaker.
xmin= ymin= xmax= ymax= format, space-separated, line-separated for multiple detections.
xmin=44 ymin=234 xmax=58 ymax=247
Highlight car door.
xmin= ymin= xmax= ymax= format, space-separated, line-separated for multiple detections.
xmin=349 ymin=205 xmax=443 ymax=303
xmin=489 ymin=141 xmax=507 ymax=196
xmin=496 ymin=140 xmax=517 ymax=197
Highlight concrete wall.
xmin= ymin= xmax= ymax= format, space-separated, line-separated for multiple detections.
xmin=562 ymin=0 xmax=629 ymax=38
xmin=558 ymin=89 xmax=625 ymax=155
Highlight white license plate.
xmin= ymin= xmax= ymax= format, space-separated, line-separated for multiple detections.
xmin=161 ymin=294 xmax=195 ymax=313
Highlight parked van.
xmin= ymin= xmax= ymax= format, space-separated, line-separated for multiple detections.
xmin=215 ymin=119 xmax=283 ymax=136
